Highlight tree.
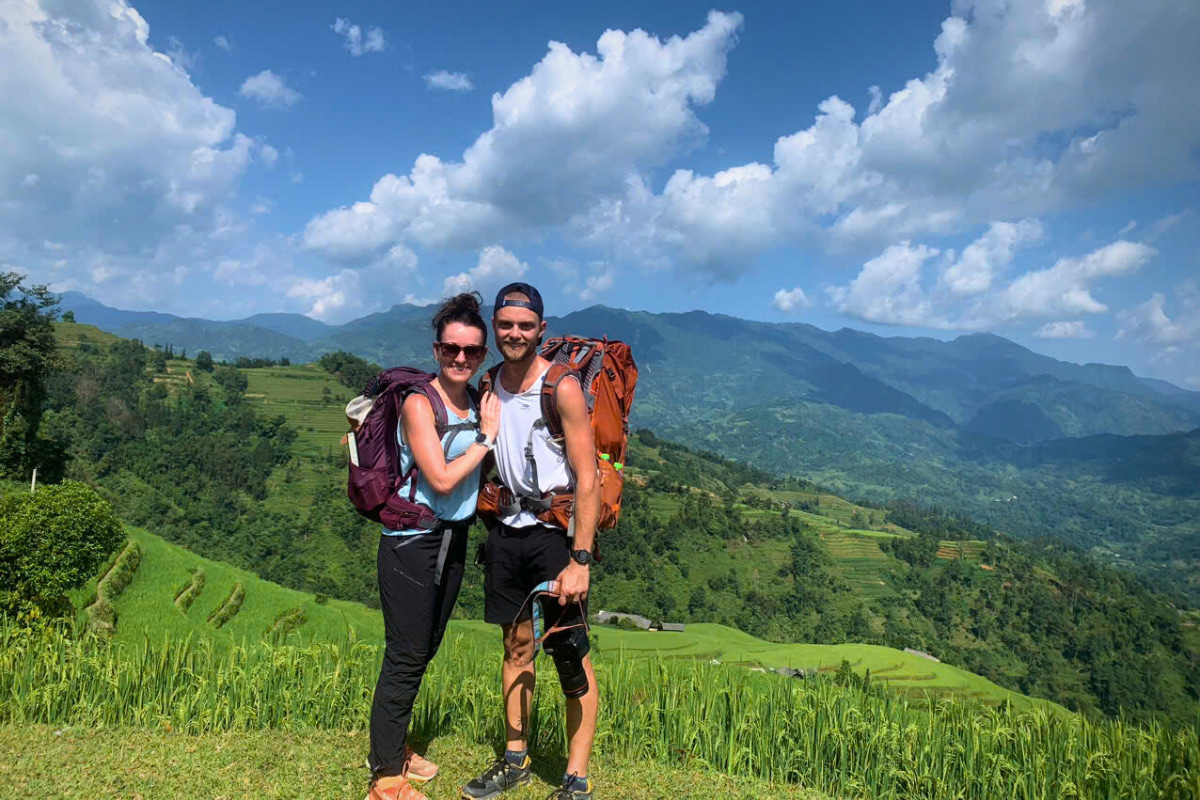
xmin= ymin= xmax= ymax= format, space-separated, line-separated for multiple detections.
xmin=195 ymin=350 xmax=215 ymax=373
xmin=0 ymin=481 xmax=125 ymax=616
xmin=61 ymin=310 xmax=75 ymax=323
xmin=0 ymin=272 xmax=60 ymax=479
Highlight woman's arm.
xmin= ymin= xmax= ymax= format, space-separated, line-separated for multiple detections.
xmin=401 ymin=391 xmax=500 ymax=496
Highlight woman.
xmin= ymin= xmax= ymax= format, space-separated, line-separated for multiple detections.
xmin=367 ymin=292 xmax=500 ymax=800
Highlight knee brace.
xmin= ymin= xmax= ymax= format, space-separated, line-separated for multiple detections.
xmin=542 ymin=627 xmax=591 ymax=698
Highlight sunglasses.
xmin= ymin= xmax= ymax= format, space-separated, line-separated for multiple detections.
xmin=435 ymin=342 xmax=488 ymax=361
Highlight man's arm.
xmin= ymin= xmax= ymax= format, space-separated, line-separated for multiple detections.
xmin=555 ymin=376 xmax=598 ymax=604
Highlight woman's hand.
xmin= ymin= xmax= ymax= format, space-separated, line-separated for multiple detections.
xmin=479 ymin=390 xmax=501 ymax=441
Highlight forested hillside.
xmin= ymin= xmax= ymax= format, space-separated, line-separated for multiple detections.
xmin=58 ymin=295 xmax=1200 ymax=602
xmin=30 ymin=320 xmax=1200 ymax=725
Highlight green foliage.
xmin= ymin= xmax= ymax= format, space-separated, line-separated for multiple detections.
xmin=194 ymin=350 xmax=214 ymax=372
xmin=206 ymin=582 xmax=244 ymax=628
xmin=0 ymin=272 xmax=61 ymax=479
xmin=84 ymin=540 xmax=142 ymax=636
xmin=2 ymin=619 xmax=1196 ymax=799
xmin=173 ymin=568 xmax=205 ymax=613
xmin=60 ymin=311 xmax=75 ymax=323
xmin=317 ymin=350 xmax=380 ymax=393
xmin=0 ymin=481 xmax=124 ymax=615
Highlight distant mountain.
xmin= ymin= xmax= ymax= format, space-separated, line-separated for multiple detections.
xmin=59 ymin=293 xmax=1200 ymax=444
xmin=239 ymin=313 xmax=331 ymax=342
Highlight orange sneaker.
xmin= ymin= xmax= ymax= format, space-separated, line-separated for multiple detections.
xmin=404 ymin=743 xmax=439 ymax=783
xmin=367 ymin=774 xmax=427 ymax=800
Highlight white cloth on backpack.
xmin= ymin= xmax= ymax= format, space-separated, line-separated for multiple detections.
xmin=493 ymin=364 xmax=573 ymax=529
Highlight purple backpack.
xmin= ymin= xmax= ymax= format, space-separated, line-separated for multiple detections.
xmin=345 ymin=367 xmax=480 ymax=531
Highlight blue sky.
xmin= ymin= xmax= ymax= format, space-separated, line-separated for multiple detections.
xmin=2 ymin=0 xmax=1198 ymax=386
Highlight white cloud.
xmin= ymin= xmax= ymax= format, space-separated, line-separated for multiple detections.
xmin=332 ymin=18 xmax=386 ymax=57
xmin=1117 ymin=283 xmax=1200 ymax=347
xmin=287 ymin=269 xmax=360 ymax=320
xmin=1033 ymin=321 xmax=1094 ymax=339
xmin=239 ymin=69 xmax=302 ymax=109
xmin=579 ymin=263 xmax=614 ymax=302
xmin=250 ymin=200 xmax=272 ymax=215
xmin=290 ymin=171 xmax=305 ymax=184
xmin=828 ymin=242 xmax=946 ymax=327
xmin=304 ymin=11 xmax=744 ymax=263
xmin=989 ymin=240 xmax=1155 ymax=321
xmin=442 ymin=246 xmax=527 ymax=297
xmin=1119 ymin=220 xmax=1137 ymax=235
xmin=1151 ymin=209 xmax=1194 ymax=239
xmin=214 ymin=258 xmax=265 ymax=286
xmin=773 ymin=287 xmax=811 ymax=313
xmin=0 ymin=0 xmax=254 ymax=296
xmin=940 ymin=219 xmax=1043 ymax=296
xmin=214 ymin=36 xmax=231 ymax=52
xmin=259 ymin=143 xmax=279 ymax=167
xmin=424 ymin=71 xmax=474 ymax=92
xmin=165 ymin=36 xmax=198 ymax=72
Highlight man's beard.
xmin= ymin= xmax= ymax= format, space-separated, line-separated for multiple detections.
xmin=501 ymin=339 xmax=537 ymax=364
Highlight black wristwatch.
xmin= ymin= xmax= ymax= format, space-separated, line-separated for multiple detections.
xmin=571 ymin=548 xmax=592 ymax=566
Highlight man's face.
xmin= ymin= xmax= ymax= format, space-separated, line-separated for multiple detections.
xmin=493 ymin=304 xmax=545 ymax=363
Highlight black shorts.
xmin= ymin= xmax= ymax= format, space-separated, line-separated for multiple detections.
xmin=484 ymin=522 xmax=587 ymax=627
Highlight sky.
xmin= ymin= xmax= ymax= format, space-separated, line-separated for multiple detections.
xmin=2 ymin=0 xmax=1198 ymax=386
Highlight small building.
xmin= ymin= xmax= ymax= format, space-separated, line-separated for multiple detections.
xmin=904 ymin=647 xmax=941 ymax=663
xmin=659 ymin=622 xmax=686 ymax=632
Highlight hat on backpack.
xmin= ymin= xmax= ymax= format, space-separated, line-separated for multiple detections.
xmin=494 ymin=282 xmax=543 ymax=319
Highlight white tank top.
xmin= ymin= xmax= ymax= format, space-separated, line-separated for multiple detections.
xmin=494 ymin=364 xmax=574 ymax=528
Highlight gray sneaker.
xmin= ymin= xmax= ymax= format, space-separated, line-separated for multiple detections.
xmin=460 ymin=755 xmax=532 ymax=799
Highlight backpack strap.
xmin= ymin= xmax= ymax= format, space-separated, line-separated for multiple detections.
xmin=540 ymin=363 xmax=582 ymax=442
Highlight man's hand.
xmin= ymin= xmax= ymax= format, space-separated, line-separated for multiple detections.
xmin=555 ymin=561 xmax=590 ymax=605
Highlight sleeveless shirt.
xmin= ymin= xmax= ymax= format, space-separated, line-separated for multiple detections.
xmin=493 ymin=364 xmax=573 ymax=529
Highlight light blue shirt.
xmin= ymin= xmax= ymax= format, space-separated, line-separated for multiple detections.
xmin=383 ymin=403 xmax=481 ymax=536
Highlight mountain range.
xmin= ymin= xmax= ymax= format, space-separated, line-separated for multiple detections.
xmin=59 ymin=292 xmax=1200 ymax=597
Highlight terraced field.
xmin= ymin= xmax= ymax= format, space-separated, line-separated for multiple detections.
xmin=241 ymin=365 xmax=350 ymax=459
xmin=71 ymin=527 xmax=1056 ymax=714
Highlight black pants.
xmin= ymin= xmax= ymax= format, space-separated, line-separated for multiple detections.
xmin=368 ymin=523 xmax=469 ymax=777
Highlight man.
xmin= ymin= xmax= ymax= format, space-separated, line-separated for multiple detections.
xmin=461 ymin=282 xmax=600 ymax=800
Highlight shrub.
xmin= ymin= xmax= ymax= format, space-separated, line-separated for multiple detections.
xmin=0 ymin=481 xmax=124 ymax=615
xmin=207 ymin=582 xmax=244 ymax=629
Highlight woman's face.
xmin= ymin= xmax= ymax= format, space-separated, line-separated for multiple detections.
xmin=433 ymin=321 xmax=487 ymax=386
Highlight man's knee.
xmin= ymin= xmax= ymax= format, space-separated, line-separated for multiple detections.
xmin=501 ymin=622 xmax=535 ymax=665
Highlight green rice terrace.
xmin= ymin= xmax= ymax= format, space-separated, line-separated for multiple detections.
xmin=1 ymin=525 xmax=1193 ymax=798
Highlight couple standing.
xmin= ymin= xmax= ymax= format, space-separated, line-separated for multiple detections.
xmin=367 ymin=283 xmax=598 ymax=800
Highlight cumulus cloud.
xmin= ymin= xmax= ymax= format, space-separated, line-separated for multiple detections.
xmin=259 ymin=143 xmax=279 ymax=167
xmin=214 ymin=35 xmax=231 ymax=52
xmin=239 ymin=69 xmax=302 ymax=109
xmin=288 ymin=269 xmax=360 ymax=319
xmin=424 ymin=71 xmax=474 ymax=92
xmin=304 ymin=11 xmax=744 ymax=263
xmin=988 ymin=240 xmax=1155 ymax=321
xmin=0 ymin=0 xmax=254 ymax=275
xmin=940 ymin=219 xmax=1043 ymax=296
xmin=827 ymin=231 xmax=1154 ymax=330
xmin=443 ymin=246 xmax=528 ymax=297
xmin=828 ymin=242 xmax=947 ymax=327
xmin=1033 ymin=321 xmax=1094 ymax=339
xmin=1117 ymin=283 xmax=1200 ymax=347
xmin=773 ymin=287 xmax=811 ymax=313
xmin=332 ymin=18 xmax=386 ymax=56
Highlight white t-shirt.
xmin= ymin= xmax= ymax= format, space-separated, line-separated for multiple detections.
xmin=493 ymin=364 xmax=574 ymax=528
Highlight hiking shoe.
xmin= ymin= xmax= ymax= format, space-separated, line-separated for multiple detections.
xmin=404 ymin=743 xmax=438 ymax=783
xmin=460 ymin=755 xmax=532 ymax=799
xmin=546 ymin=774 xmax=593 ymax=800
xmin=367 ymin=775 xmax=427 ymax=800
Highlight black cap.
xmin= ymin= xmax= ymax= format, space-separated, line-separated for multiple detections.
xmin=494 ymin=282 xmax=544 ymax=319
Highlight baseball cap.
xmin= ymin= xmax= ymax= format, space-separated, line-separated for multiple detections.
xmin=494 ymin=282 xmax=544 ymax=319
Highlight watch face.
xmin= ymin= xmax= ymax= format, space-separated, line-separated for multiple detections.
xmin=475 ymin=432 xmax=487 ymax=444
xmin=573 ymin=549 xmax=591 ymax=564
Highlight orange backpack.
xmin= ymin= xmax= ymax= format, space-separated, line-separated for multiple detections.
xmin=477 ymin=336 xmax=638 ymax=535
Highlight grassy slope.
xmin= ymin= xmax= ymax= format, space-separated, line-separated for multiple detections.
xmin=72 ymin=526 xmax=1054 ymax=714
xmin=0 ymin=724 xmax=823 ymax=800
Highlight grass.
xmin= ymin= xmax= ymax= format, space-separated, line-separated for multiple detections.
xmin=242 ymin=365 xmax=350 ymax=459
xmin=68 ymin=527 xmax=382 ymax=647
xmin=0 ymin=724 xmax=823 ymax=799
xmin=70 ymin=526 xmax=1042 ymax=712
